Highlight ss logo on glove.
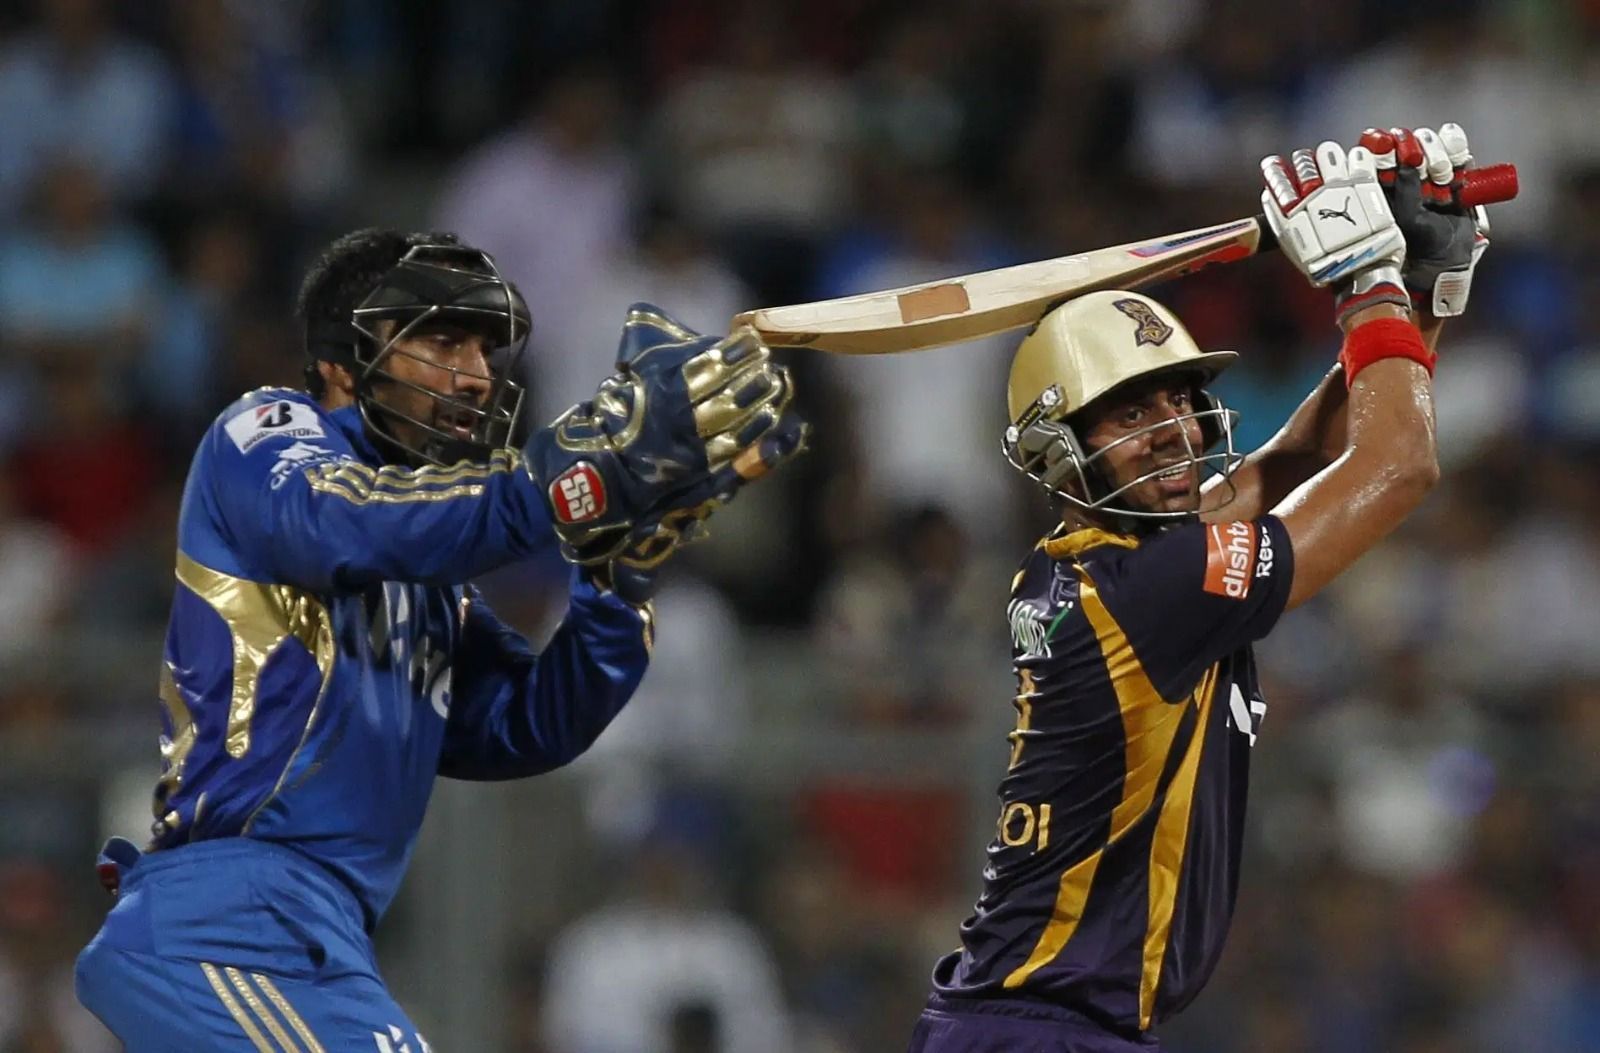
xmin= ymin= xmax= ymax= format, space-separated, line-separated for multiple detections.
xmin=549 ymin=463 xmax=607 ymax=524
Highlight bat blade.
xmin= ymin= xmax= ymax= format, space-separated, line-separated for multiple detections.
xmin=734 ymin=217 xmax=1269 ymax=355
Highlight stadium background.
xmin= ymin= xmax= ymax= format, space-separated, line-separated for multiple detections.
xmin=1 ymin=0 xmax=1598 ymax=1049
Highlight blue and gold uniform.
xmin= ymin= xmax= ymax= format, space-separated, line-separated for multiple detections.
xmin=76 ymin=387 xmax=652 ymax=1051
xmin=915 ymin=517 xmax=1293 ymax=1052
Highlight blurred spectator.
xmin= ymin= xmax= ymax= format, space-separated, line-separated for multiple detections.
xmin=541 ymin=814 xmax=792 ymax=1053
xmin=0 ymin=863 xmax=115 ymax=1052
xmin=0 ymin=0 xmax=175 ymax=217
xmin=577 ymin=573 xmax=749 ymax=781
xmin=852 ymin=10 xmax=968 ymax=178
xmin=813 ymin=503 xmax=1008 ymax=726
xmin=1129 ymin=0 xmax=1310 ymax=192
xmin=162 ymin=0 xmax=352 ymax=209
xmin=559 ymin=199 xmax=751 ymax=421
xmin=1297 ymin=4 xmax=1579 ymax=240
xmin=0 ymin=160 xmax=168 ymax=431
xmin=812 ymin=171 xmax=1017 ymax=538
xmin=0 ymin=473 xmax=75 ymax=668
xmin=435 ymin=62 xmax=634 ymax=421
xmin=5 ymin=357 xmax=159 ymax=555
xmin=647 ymin=3 xmax=855 ymax=302
xmin=141 ymin=210 xmax=271 ymax=432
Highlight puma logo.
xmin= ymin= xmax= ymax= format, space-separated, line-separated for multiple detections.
xmin=1317 ymin=198 xmax=1357 ymax=225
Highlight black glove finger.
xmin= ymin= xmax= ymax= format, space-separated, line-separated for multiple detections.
xmin=692 ymin=368 xmax=780 ymax=437
xmin=683 ymin=331 xmax=769 ymax=402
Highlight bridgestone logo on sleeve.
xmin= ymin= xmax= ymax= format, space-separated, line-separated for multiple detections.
xmin=224 ymin=400 xmax=326 ymax=453
xmin=549 ymin=463 xmax=606 ymax=524
xmin=1203 ymin=521 xmax=1258 ymax=599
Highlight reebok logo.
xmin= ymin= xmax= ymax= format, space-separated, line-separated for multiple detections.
xmin=550 ymin=463 xmax=606 ymax=524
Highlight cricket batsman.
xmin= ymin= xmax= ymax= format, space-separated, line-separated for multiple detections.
xmin=73 ymin=229 xmax=807 ymax=1050
xmin=907 ymin=126 xmax=1492 ymax=1051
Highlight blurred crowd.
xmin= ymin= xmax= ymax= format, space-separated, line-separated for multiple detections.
xmin=1 ymin=0 xmax=1598 ymax=1050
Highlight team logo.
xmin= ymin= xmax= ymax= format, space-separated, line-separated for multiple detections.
xmin=269 ymin=441 xmax=341 ymax=490
xmin=549 ymin=462 xmax=606 ymax=524
xmin=1203 ymin=520 xmax=1258 ymax=599
xmin=1007 ymin=598 xmax=1055 ymax=659
xmin=1111 ymin=298 xmax=1173 ymax=347
xmin=224 ymin=399 xmax=326 ymax=453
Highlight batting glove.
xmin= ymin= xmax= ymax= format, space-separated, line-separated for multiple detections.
xmin=1261 ymin=141 xmax=1411 ymax=327
xmin=1359 ymin=124 xmax=1488 ymax=317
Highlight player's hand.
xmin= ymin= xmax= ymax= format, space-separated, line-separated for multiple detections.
xmin=1359 ymin=124 xmax=1487 ymax=317
xmin=1261 ymin=140 xmax=1405 ymax=288
xmin=527 ymin=302 xmax=808 ymax=595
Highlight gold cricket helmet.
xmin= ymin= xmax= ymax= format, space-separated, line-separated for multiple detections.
xmin=1003 ymin=290 xmax=1243 ymax=520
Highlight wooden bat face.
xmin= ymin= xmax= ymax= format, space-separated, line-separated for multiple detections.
xmin=733 ymin=218 xmax=1268 ymax=355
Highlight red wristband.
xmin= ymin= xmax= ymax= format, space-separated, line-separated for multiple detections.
xmin=1337 ymin=317 xmax=1435 ymax=388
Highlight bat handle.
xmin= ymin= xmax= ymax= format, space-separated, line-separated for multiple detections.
xmin=1455 ymin=163 xmax=1517 ymax=208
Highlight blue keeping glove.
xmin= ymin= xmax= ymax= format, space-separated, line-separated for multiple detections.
xmin=527 ymin=303 xmax=808 ymax=600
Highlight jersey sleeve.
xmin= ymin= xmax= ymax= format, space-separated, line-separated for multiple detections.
xmin=437 ymin=574 xmax=652 ymax=780
xmin=202 ymin=393 xmax=557 ymax=591
xmin=1083 ymin=516 xmax=1294 ymax=701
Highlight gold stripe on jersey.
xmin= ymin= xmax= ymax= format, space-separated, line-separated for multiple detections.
xmin=225 ymin=966 xmax=300 ymax=1052
xmin=1003 ymin=847 xmax=1106 ymax=988
xmin=155 ymin=660 xmax=197 ymax=811
xmin=1140 ymin=665 xmax=1219 ymax=1028
xmin=175 ymin=554 xmax=335 ymax=760
xmin=251 ymin=973 xmax=328 ymax=1053
xmin=308 ymin=473 xmax=486 ymax=504
xmin=1076 ymin=569 xmax=1191 ymax=840
xmin=200 ymin=963 xmax=274 ymax=1051
xmin=358 ymin=448 xmax=520 ymax=487
xmin=1001 ymin=566 xmax=1196 ymax=991
xmin=303 ymin=449 xmax=519 ymax=505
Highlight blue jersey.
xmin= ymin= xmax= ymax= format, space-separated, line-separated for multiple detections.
xmin=933 ymin=518 xmax=1294 ymax=1036
xmin=149 ymin=387 xmax=652 ymax=926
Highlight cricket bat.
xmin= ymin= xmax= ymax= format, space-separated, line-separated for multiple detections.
xmin=736 ymin=163 xmax=1519 ymax=356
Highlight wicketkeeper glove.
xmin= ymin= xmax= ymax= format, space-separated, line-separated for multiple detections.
xmin=526 ymin=303 xmax=809 ymax=602
xmin=1359 ymin=124 xmax=1488 ymax=317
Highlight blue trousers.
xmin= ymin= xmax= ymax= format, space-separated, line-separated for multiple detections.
xmin=76 ymin=838 xmax=431 ymax=1052
xmin=908 ymin=995 xmax=1162 ymax=1053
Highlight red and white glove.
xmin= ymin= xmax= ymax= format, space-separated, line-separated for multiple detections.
xmin=1259 ymin=140 xmax=1408 ymax=327
xmin=1359 ymin=123 xmax=1488 ymax=317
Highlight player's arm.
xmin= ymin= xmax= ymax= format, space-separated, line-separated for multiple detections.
xmin=1208 ymin=124 xmax=1482 ymax=524
xmin=207 ymin=403 xmax=559 ymax=591
xmin=1253 ymin=133 xmax=1483 ymax=612
xmin=1201 ymin=365 xmax=1347 ymax=522
xmin=212 ymin=307 xmax=805 ymax=594
xmin=438 ymin=579 xmax=651 ymax=780
xmin=1273 ymin=302 xmax=1437 ymax=611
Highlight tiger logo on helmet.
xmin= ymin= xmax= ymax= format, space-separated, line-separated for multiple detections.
xmin=1002 ymin=290 xmax=1243 ymax=523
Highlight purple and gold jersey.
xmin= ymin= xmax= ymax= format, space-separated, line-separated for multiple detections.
xmin=932 ymin=517 xmax=1294 ymax=1038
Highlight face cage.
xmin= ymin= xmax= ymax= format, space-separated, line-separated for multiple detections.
xmin=1003 ymin=404 xmax=1245 ymax=521
xmin=350 ymin=251 xmax=528 ymax=467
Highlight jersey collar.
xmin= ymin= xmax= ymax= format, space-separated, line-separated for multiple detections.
xmin=1041 ymin=525 xmax=1141 ymax=560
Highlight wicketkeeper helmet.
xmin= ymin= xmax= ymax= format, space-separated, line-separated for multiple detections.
xmin=306 ymin=240 xmax=531 ymax=466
